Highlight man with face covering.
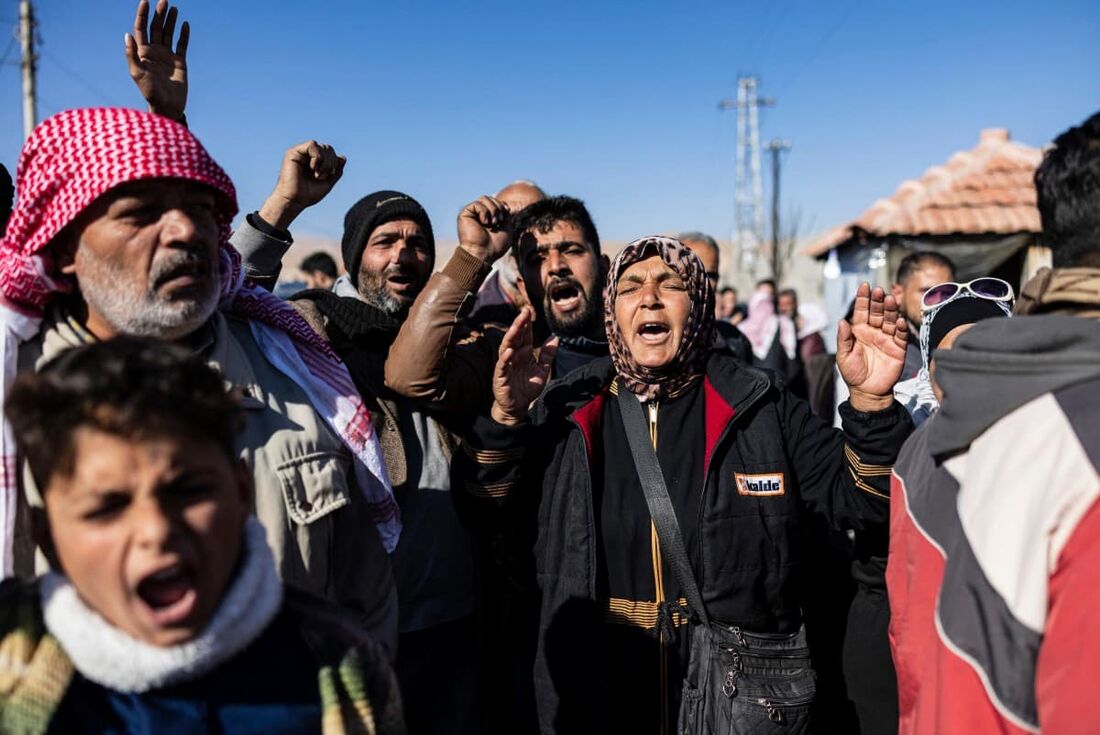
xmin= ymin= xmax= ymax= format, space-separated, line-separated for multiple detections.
xmin=888 ymin=110 xmax=1100 ymax=735
xmin=454 ymin=237 xmax=914 ymax=733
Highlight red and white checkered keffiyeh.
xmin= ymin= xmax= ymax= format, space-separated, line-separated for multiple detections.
xmin=0 ymin=108 xmax=399 ymax=574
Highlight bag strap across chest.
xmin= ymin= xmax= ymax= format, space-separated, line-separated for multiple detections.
xmin=616 ymin=389 xmax=710 ymax=628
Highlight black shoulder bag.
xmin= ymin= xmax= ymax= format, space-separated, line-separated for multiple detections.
xmin=616 ymin=389 xmax=816 ymax=734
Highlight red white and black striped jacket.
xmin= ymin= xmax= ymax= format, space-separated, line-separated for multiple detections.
xmin=887 ymin=315 xmax=1100 ymax=735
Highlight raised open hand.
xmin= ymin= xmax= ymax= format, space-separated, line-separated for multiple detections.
xmin=125 ymin=0 xmax=189 ymax=121
xmin=490 ymin=307 xmax=559 ymax=425
xmin=257 ymin=141 xmax=347 ymax=231
xmin=836 ymin=282 xmax=908 ymax=411
xmin=457 ymin=196 xmax=513 ymax=264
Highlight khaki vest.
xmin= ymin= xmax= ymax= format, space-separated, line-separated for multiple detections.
xmin=14 ymin=310 xmax=398 ymax=657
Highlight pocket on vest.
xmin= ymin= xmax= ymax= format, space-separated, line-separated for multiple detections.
xmin=276 ymin=452 xmax=351 ymax=524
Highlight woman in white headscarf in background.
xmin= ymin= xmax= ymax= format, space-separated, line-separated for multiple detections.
xmin=736 ymin=287 xmax=800 ymax=383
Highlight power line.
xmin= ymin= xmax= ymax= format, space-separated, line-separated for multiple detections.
xmin=41 ymin=50 xmax=117 ymax=105
xmin=741 ymin=1 xmax=784 ymax=68
xmin=0 ymin=33 xmax=16 ymax=67
xmin=753 ymin=0 xmax=792 ymax=69
xmin=774 ymin=0 xmax=862 ymax=96
xmin=36 ymin=91 xmax=63 ymax=119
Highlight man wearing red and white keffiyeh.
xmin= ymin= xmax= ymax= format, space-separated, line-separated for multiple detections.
xmin=0 ymin=107 xmax=400 ymax=656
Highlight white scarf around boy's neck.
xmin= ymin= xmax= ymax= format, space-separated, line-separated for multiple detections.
xmin=42 ymin=518 xmax=283 ymax=693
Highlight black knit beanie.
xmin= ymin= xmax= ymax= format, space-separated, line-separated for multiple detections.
xmin=0 ymin=164 xmax=12 ymax=236
xmin=928 ymin=297 xmax=1008 ymax=357
xmin=341 ymin=191 xmax=434 ymax=288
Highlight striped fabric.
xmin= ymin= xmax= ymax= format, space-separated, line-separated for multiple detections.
xmin=606 ymin=597 xmax=689 ymax=629
xmin=888 ymin=377 xmax=1100 ymax=734
xmin=0 ymin=582 xmax=395 ymax=735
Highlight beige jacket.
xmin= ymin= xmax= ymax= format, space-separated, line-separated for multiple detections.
xmin=14 ymin=310 xmax=398 ymax=659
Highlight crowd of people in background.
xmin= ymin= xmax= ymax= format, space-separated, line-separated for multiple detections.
xmin=0 ymin=2 xmax=1096 ymax=734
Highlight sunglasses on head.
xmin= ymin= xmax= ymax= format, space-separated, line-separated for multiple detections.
xmin=920 ymin=277 xmax=1014 ymax=313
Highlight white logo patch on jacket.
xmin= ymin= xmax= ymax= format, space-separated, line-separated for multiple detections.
xmin=735 ymin=472 xmax=786 ymax=497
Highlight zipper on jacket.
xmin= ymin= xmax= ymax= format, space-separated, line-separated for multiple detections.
xmin=760 ymin=698 xmax=784 ymax=723
xmin=650 ymin=383 xmax=768 ymax=733
xmin=754 ymin=691 xmax=815 ymax=721
xmin=644 ymin=399 xmax=670 ymax=735
xmin=722 ymin=667 xmax=737 ymax=698
xmin=647 ymin=401 xmax=659 ymax=445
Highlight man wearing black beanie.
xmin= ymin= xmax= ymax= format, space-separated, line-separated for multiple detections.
xmin=335 ymin=190 xmax=435 ymax=316
xmin=246 ymin=187 xmax=484 ymax=735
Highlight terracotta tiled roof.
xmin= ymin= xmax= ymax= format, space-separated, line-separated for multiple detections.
xmin=804 ymin=128 xmax=1043 ymax=256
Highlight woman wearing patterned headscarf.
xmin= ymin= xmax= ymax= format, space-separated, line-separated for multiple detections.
xmin=455 ymin=236 xmax=915 ymax=733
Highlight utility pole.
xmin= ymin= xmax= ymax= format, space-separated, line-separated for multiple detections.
xmin=719 ymin=76 xmax=774 ymax=286
xmin=766 ymin=138 xmax=792 ymax=283
xmin=19 ymin=0 xmax=38 ymax=139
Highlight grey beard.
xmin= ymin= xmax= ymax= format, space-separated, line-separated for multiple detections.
xmin=356 ymin=265 xmax=416 ymax=318
xmin=75 ymin=246 xmax=221 ymax=340
xmin=359 ymin=285 xmax=407 ymax=317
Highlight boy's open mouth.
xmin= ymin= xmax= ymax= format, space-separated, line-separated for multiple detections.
xmin=135 ymin=562 xmax=198 ymax=627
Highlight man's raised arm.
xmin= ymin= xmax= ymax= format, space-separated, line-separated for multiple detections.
xmin=233 ymin=141 xmax=346 ymax=290
xmin=385 ymin=196 xmax=513 ymax=413
xmin=123 ymin=1 xmax=346 ymax=288
xmin=125 ymin=0 xmax=189 ymax=124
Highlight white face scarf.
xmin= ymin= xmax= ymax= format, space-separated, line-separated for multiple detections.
xmin=42 ymin=517 xmax=283 ymax=693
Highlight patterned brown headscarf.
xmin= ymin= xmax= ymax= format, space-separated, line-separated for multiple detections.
xmin=605 ymin=236 xmax=715 ymax=400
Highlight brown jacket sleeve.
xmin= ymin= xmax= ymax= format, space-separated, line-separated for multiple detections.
xmin=384 ymin=247 xmax=501 ymax=414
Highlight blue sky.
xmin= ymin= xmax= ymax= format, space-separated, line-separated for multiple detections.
xmin=0 ymin=0 xmax=1097 ymax=246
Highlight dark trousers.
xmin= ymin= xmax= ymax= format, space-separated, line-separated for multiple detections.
xmin=841 ymin=587 xmax=899 ymax=735
xmin=395 ymin=615 xmax=484 ymax=735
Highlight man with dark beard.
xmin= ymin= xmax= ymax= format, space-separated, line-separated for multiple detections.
xmin=379 ymin=194 xmax=607 ymax=733
xmin=512 ymin=196 xmax=608 ymax=373
xmin=385 ymin=194 xmax=609 ymax=412
xmin=243 ymin=189 xmax=485 ymax=735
